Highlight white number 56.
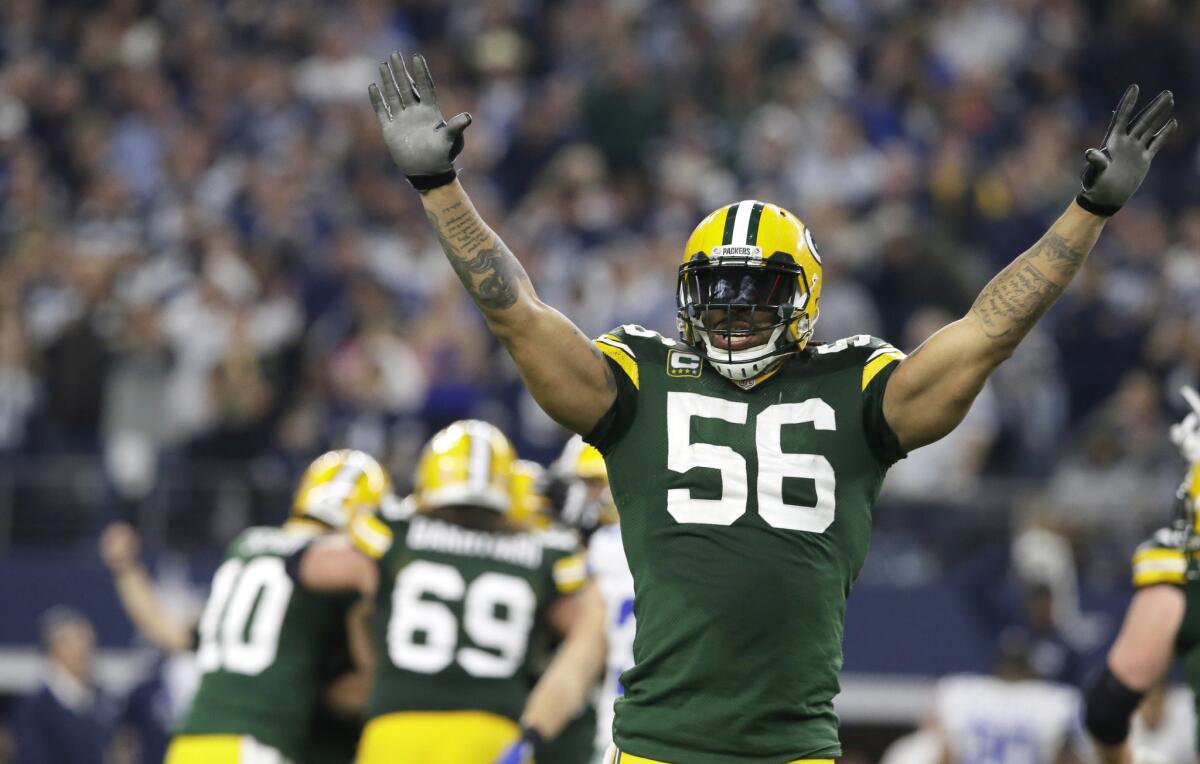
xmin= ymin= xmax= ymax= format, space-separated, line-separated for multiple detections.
xmin=666 ymin=392 xmax=836 ymax=532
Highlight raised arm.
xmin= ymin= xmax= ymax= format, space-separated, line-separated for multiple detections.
xmin=494 ymin=583 xmax=608 ymax=764
xmin=99 ymin=523 xmax=194 ymax=653
xmin=883 ymin=85 xmax=1177 ymax=451
xmin=369 ymin=53 xmax=615 ymax=435
xmin=1085 ymin=585 xmax=1185 ymax=764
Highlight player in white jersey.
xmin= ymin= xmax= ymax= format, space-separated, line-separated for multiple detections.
xmin=1129 ymin=685 xmax=1196 ymax=764
xmin=585 ymin=522 xmax=635 ymax=755
xmin=933 ymin=638 xmax=1085 ymax=764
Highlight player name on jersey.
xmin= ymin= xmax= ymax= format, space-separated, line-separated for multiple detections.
xmin=406 ymin=516 xmax=545 ymax=569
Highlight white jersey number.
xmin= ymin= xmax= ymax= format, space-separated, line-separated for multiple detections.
xmin=666 ymin=392 xmax=837 ymax=532
xmin=196 ymin=557 xmax=294 ymax=676
xmin=387 ymin=560 xmax=536 ymax=678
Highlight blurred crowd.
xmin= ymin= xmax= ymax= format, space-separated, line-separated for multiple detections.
xmin=1 ymin=0 xmax=1199 ymax=574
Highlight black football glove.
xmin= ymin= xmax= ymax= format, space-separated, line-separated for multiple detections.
xmin=1077 ymin=84 xmax=1177 ymax=217
xmin=368 ymin=51 xmax=472 ymax=192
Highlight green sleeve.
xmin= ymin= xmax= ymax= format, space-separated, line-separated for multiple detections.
xmin=862 ymin=358 xmax=906 ymax=467
xmin=585 ymin=330 xmax=641 ymax=453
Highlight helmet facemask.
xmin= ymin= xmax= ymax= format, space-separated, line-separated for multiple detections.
xmin=676 ymin=253 xmax=815 ymax=382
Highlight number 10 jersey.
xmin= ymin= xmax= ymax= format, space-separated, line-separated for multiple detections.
xmin=587 ymin=326 xmax=906 ymax=764
xmin=176 ymin=525 xmax=355 ymax=762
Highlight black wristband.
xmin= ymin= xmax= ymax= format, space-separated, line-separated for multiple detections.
xmin=520 ymin=725 xmax=544 ymax=747
xmin=1075 ymin=193 xmax=1121 ymax=218
xmin=408 ymin=168 xmax=458 ymax=192
xmin=1083 ymin=666 xmax=1143 ymax=745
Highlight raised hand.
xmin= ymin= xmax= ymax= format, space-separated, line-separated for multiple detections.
xmin=99 ymin=522 xmax=142 ymax=573
xmin=368 ymin=51 xmax=472 ymax=191
xmin=1077 ymin=84 xmax=1177 ymax=217
xmin=1170 ymin=386 xmax=1200 ymax=466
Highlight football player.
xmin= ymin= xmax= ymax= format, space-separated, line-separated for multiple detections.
xmin=509 ymin=450 xmax=606 ymax=764
xmin=369 ymin=51 xmax=1176 ymax=762
xmin=299 ymin=420 xmax=606 ymax=764
xmin=1085 ymin=390 xmax=1200 ymax=764
xmin=164 ymin=449 xmax=389 ymax=764
xmin=933 ymin=632 xmax=1086 ymax=764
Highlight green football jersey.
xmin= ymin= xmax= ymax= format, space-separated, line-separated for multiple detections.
xmin=587 ymin=325 xmax=906 ymax=763
xmin=1131 ymin=527 xmax=1200 ymax=750
xmin=349 ymin=503 xmax=587 ymax=722
xmin=177 ymin=524 xmax=356 ymax=761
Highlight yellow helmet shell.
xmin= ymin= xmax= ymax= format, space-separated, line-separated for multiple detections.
xmin=415 ymin=420 xmax=516 ymax=514
xmin=554 ymin=435 xmax=608 ymax=482
xmin=677 ymin=200 xmax=823 ymax=381
xmin=293 ymin=449 xmax=391 ymax=529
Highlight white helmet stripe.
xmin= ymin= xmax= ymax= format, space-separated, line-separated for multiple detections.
xmin=730 ymin=200 xmax=756 ymax=247
xmin=466 ymin=421 xmax=492 ymax=493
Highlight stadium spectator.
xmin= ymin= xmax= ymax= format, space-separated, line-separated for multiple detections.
xmin=0 ymin=0 xmax=1195 ymax=565
xmin=10 ymin=608 xmax=118 ymax=764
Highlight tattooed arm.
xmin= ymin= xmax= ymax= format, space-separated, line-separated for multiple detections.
xmin=882 ymin=202 xmax=1103 ymax=451
xmin=367 ymin=53 xmax=614 ymax=434
xmin=419 ymin=181 xmax=616 ymax=434
xmin=881 ymin=86 xmax=1175 ymax=452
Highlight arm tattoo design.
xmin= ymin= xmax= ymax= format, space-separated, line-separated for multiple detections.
xmin=425 ymin=203 xmax=529 ymax=312
xmin=969 ymin=232 xmax=1085 ymax=344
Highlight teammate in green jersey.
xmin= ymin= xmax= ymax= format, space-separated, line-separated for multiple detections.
xmin=165 ymin=449 xmax=389 ymax=764
xmin=299 ymin=419 xmax=606 ymax=764
xmin=365 ymin=49 xmax=1177 ymax=763
xmin=1086 ymin=390 xmax=1200 ymax=762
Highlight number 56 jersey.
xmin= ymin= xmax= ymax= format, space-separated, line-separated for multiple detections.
xmin=587 ymin=326 xmax=907 ymax=764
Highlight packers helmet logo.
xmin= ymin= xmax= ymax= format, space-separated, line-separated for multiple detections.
xmin=667 ymin=349 xmax=703 ymax=378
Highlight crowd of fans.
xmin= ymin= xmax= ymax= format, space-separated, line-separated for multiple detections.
xmin=1 ymin=0 xmax=1198 ymax=574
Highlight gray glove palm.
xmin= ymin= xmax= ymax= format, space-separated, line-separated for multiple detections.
xmin=369 ymin=52 xmax=472 ymax=191
xmin=1077 ymin=84 xmax=1177 ymax=216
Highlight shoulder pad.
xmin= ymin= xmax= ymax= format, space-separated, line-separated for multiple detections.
xmin=810 ymin=334 xmax=905 ymax=389
xmin=595 ymin=325 xmax=675 ymax=389
xmin=380 ymin=493 xmax=416 ymax=522
xmin=1131 ymin=527 xmax=1189 ymax=588
xmin=349 ymin=512 xmax=395 ymax=561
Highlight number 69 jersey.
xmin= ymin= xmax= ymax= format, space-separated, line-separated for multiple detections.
xmin=176 ymin=525 xmax=355 ymax=761
xmin=349 ymin=504 xmax=587 ymax=723
xmin=588 ymin=325 xmax=906 ymax=763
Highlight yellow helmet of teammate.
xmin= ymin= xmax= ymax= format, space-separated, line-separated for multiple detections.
xmin=292 ymin=449 xmax=392 ymax=529
xmin=553 ymin=435 xmax=617 ymax=527
xmin=510 ymin=459 xmax=551 ymax=530
xmin=677 ymin=199 xmax=823 ymax=382
xmin=414 ymin=420 xmax=516 ymax=513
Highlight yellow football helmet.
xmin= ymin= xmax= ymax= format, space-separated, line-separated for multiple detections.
xmin=414 ymin=420 xmax=516 ymax=513
xmin=552 ymin=435 xmax=617 ymax=528
xmin=510 ymin=459 xmax=551 ymax=529
xmin=677 ymin=199 xmax=823 ymax=382
xmin=292 ymin=449 xmax=392 ymax=529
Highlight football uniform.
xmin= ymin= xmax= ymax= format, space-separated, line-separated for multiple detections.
xmin=588 ymin=325 xmax=905 ymax=763
xmin=587 ymin=522 xmax=636 ymax=753
xmin=349 ymin=501 xmax=588 ymax=764
xmin=1130 ymin=527 xmax=1200 ymax=753
xmin=167 ymin=524 xmax=356 ymax=764
xmin=934 ymin=674 xmax=1083 ymax=764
